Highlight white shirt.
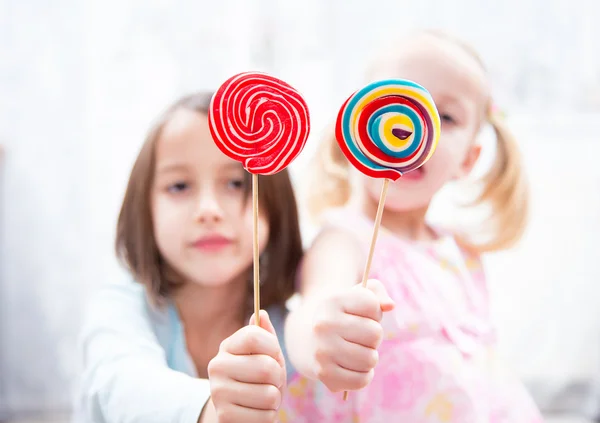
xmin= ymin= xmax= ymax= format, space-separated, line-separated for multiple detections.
xmin=73 ymin=279 xmax=209 ymax=423
xmin=72 ymin=278 xmax=291 ymax=423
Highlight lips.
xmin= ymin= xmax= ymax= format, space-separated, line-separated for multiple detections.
xmin=192 ymin=234 xmax=233 ymax=251
xmin=400 ymin=166 xmax=425 ymax=181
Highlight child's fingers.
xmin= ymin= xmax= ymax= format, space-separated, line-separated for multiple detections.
xmin=220 ymin=324 xmax=283 ymax=365
xmin=210 ymin=353 xmax=284 ymax=388
xmin=337 ymin=313 xmax=384 ymax=349
xmin=211 ymin=379 xmax=282 ymax=411
xmin=248 ymin=310 xmax=276 ymax=335
xmin=210 ymin=403 xmax=279 ymax=423
xmin=343 ymin=287 xmax=384 ymax=321
xmin=364 ymin=279 xmax=395 ymax=312
xmin=319 ymin=365 xmax=375 ymax=393
xmin=247 ymin=310 xmax=286 ymax=370
xmin=327 ymin=335 xmax=379 ymax=373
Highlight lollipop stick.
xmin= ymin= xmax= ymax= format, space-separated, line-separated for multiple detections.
xmin=252 ymin=173 xmax=261 ymax=326
xmin=343 ymin=177 xmax=390 ymax=401
xmin=361 ymin=178 xmax=390 ymax=288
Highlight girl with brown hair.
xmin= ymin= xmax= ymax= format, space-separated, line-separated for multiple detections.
xmin=76 ymin=91 xmax=303 ymax=423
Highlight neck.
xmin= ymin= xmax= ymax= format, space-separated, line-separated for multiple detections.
xmin=361 ymin=195 xmax=434 ymax=242
xmin=172 ymin=274 xmax=249 ymax=378
xmin=173 ymin=275 xmax=248 ymax=331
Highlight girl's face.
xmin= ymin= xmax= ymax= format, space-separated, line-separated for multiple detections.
xmin=362 ymin=35 xmax=489 ymax=212
xmin=151 ymin=109 xmax=268 ymax=287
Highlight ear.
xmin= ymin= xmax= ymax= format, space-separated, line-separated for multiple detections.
xmin=455 ymin=143 xmax=481 ymax=179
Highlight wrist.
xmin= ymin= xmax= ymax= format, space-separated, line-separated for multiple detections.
xmin=286 ymin=303 xmax=321 ymax=380
xmin=198 ymin=397 xmax=216 ymax=423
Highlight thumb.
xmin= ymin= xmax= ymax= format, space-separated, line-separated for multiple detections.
xmin=248 ymin=309 xmax=277 ymax=336
xmin=365 ymin=279 xmax=395 ymax=312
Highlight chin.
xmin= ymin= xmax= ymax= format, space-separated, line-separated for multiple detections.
xmin=382 ymin=200 xmax=431 ymax=212
xmin=184 ymin=263 xmax=248 ymax=288
xmin=204 ymin=274 xmax=245 ymax=287
xmin=368 ymin=188 xmax=432 ymax=212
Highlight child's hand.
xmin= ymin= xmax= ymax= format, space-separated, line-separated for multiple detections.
xmin=311 ymin=279 xmax=394 ymax=393
xmin=206 ymin=310 xmax=285 ymax=423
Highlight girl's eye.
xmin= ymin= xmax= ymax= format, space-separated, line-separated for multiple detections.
xmin=227 ymin=179 xmax=244 ymax=190
xmin=167 ymin=182 xmax=189 ymax=194
xmin=441 ymin=113 xmax=456 ymax=125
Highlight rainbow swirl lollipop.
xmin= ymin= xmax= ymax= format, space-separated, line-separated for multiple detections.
xmin=209 ymin=72 xmax=310 ymax=175
xmin=335 ymin=79 xmax=441 ymax=181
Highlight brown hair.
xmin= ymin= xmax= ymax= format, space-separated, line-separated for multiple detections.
xmin=307 ymin=30 xmax=529 ymax=253
xmin=115 ymin=91 xmax=304 ymax=309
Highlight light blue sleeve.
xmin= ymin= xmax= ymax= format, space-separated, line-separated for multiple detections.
xmin=73 ymin=281 xmax=210 ymax=423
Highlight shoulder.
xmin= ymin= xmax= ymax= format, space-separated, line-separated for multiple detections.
xmin=320 ymin=207 xmax=371 ymax=235
xmin=432 ymin=229 xmax=487 ymax=284
xmin=447 ymin=232 xmax=486 ymax=276
xmin=80 ymin=278 xmax=169 ymax=342
xmin=84 ymin=279 xmax=151 ymax=319
xmin=302 ymin=226 xmax=364 ymax=275
xmin=307 ymin=209 xmax=366 ymax=258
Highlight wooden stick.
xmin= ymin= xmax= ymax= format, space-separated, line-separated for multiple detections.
xmin=253 ymin=173 xmax=261 ymax=326
xmin=343 ymin=178 xmax=390 ymax=401
xmin=361 ymin=178 xmax=389 ymax=288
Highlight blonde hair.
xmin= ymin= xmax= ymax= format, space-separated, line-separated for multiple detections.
xmin=307 ymin=30 xmax=529 ymax=254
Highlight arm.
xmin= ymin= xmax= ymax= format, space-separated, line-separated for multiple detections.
xmin=285 ymin=229 xmax=364 ymax=377
xmin=297 ymin=227 xmax=365 ymax=298
xmin=198 ymin=400 xmax=216 ymax=423
xmin=285 ymin=228 xmax=364 ymax=379
xmin=76 ymin=282 xmax=209 ymax=423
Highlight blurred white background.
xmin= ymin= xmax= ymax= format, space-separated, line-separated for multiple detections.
xmin=1 ymin=0 xmax=599 ymax=421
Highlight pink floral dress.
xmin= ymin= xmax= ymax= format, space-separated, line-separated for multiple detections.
xmin=279 ymin=209 xmax=543 ymax=423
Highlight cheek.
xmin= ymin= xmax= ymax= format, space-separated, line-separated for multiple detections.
xmin=428 ymin=130 xmax=473 ymax=175
xmin=258 ymin=215 xmax=269 ymax=254
xmin=364 ymin=177 xmax=385 ymax=204
xmin=153 ymin=194 xmax=186 ymax=226
xmin=238 ymin=205 xmax=269 ymax=253
xmin=151 ymin=195 xmax=183 ymax=256
xmin=151 ymin=195 xmax=164 ymax=233
xmin=425 ymin=148 xmax=458 ymax=179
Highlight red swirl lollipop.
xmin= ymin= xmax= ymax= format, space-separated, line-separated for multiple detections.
xmin=208 ymin=72 xmax=311 ymax=326
xmin=209 ymin=72 xmax=310 ymax=175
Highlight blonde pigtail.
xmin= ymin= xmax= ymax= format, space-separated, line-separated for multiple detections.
xmin=462 ymin=110 xmax=530 ymax=253
xmin=305 ymin=130 xmax=352 ymax=222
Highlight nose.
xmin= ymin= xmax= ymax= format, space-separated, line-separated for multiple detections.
xmin=194 ymin=189 xmax=223 ymax=224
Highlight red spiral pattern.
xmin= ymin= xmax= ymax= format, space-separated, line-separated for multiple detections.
xmin=208 ymin=72 xmax=310 ymax=175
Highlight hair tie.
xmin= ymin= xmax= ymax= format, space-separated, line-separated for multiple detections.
xmin=488 ymin=102 xmax=506 ymax=120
